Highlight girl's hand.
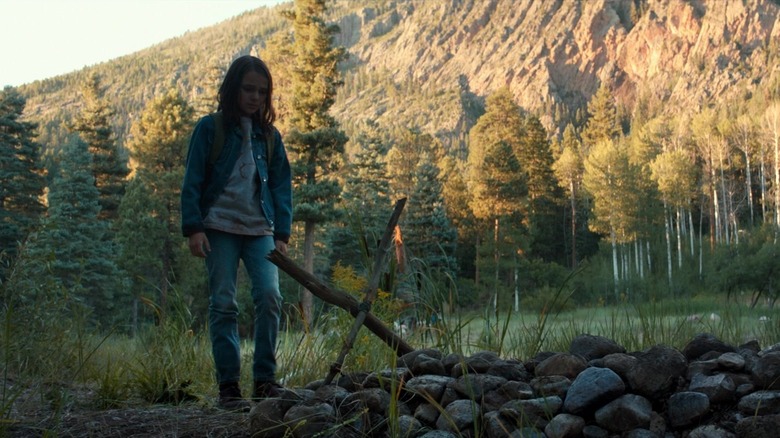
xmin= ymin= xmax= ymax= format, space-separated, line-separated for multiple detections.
xmin=188 ymin=232 xmax=210 ymax=258
xmin=275 ymin=239 xmax=288 ymax=256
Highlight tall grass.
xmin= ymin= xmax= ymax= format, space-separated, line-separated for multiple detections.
xmin=2 ymin=246 xmax=780 ymax=438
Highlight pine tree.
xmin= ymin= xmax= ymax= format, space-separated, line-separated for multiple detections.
xmin=581 ymin=83 xmax=622 ymax=154
xmin=192 ymin=61 xmax=224 ymax=117
xmin=404 ymin=155 xmax=457 ymax=273
xmin=282 ymin=0 xmax=348 ymax=326
xmin=0 ymin=87 xmax=46 ymax=278
xmin=124 ymin=89 xmax=194 ymax=317
xmin=329 ymin=119 xmax=392 ymax=270
xmin=70 ymin=73 xmax=128 ymax=222
xmin=518 ymin=115 xmax=564 ymax=263
xmin=439 ymin=155 xmax=478 ymax=278
xmin=467 ymin=88 xmax=528 ymax=312
xmin=24 ymin=138 xmax=121 ymax=327
xmin=386 ymin=127 xmax=443 ymax=201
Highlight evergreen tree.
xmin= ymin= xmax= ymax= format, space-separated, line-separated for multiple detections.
xmin=439 ymin=155 xmax=478 ymax=280
xmin=0 ymin=87 xmax=46 ymax=278
xmin=467 ymin=88 xmax=528 ymax=311
xmin=24 ymin=138 xmax=121 ymax=327
xmin=282 ymin=0 xmax=348 ymax=326
xmin=404 ymin=154 xmax=457 ymax=273
xmin=581 ymin=83 xmax=622 ymax=154
xmin=115 ymin=175 xmax=169 ymax=335
xmin=192 ymin=61 xmax=225 ymax=117
xmin=329 ymin=119 xmax=391 ymax=270
xmin=70 ymin=72 xmax=128 ymax=222
xmin=124 ymin=89 xmax=194 ymax=317
xmin=385 ymin=127 xmax=443 ymax=201
xmin=518 ymin=115 xmax=564 ymax=264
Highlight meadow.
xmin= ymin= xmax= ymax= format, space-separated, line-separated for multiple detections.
xmin=3 ymin=287 xmax=778 ymax=423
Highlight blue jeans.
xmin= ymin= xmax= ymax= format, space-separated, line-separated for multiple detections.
xmin=205 ymin=230 xmax=281 ymax=384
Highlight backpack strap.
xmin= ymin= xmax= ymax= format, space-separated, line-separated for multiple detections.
xmin=208 ymin=111 xmax=225 ymax=165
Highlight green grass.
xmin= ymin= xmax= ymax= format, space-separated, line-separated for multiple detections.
xmin=2 ymin=284 xmax=780 ymax=435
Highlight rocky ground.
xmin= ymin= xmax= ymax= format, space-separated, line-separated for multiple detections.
xmin=5 ymin=332 xmax=780 ymax=437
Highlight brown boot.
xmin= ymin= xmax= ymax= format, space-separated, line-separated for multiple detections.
xmin=217 ymin=382 xmax=250 ymax=412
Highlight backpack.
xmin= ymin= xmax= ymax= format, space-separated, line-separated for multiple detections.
xmin=208 ymin=111 xmax=274 ymax=165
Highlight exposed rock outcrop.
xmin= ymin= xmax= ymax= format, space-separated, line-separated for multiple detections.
xmin=337 ymin=0 xmax=780 ymax=130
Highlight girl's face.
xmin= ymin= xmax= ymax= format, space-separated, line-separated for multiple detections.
xmin=238 ymin=70 xmax=268 ymax=117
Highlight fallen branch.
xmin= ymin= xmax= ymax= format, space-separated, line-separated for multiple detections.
xmin=266 ymin=250 xmax=414 ymax=357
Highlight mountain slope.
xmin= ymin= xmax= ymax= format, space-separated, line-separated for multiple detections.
xmin=18 ymin=0 xmax=780 ymax=148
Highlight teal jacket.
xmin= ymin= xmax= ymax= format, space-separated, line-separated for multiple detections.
xmin=181 ymin=115 xmax=293 ymax=242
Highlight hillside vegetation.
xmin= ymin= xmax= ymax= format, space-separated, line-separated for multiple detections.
xmin=5 ymin=0 xmax=780 ymax=331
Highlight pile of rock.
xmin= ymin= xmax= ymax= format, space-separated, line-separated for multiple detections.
xmin=249 ymin=333 xmax=780 ymax=437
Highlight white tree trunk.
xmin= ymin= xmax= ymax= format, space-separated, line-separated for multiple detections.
xmin=611 ymin=228 xmax=619 ymax=301
xmin=664 ymin=201 xmax=673 ymax=290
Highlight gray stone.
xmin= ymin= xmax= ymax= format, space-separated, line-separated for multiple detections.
xmin=682 ymin=333 xmax=736 ymax=361
xmin=689 ymin=373 xmax=736 ymax=403
xmin=351 ymin=388 xmax=391 ymax=413
xmin=563 ymin=366 xmax=625 ymax=416
xmin=482 ymin=380 xmax=535 ymax=411
xmin=667 ymin=391 xmax=710 ymax=428
xmin=626 ymin=345 xmax=687 ymax=398
xmin=249 ymin=397 xmax=297 ymax=438
xmin=399 ymin=348 xmax=443 ymax=367
xmin=483 ymin=410 xmax=517 ymax=438
xmin=687 ymin=359 xmax=720 ymax=379
xmin=544 ymin=413 xmax=585 ymax=438
xmin=687 ymin=424 xmax=736 ymax=437
xmin=362 ymin=367 xmax=409 ymax=389
xmin=414 ymin=403 xmax=440 ymax=426
xmin=411 ymin=353 xmax=447 ymax=377
xmin=593 ymin=352 xmax=637 ymax=381
xmin=582 ymin=424 xmax=609 ymax=438
xmin=487 ymin=359 xmax=531 ymax=381
xmin=449 ymin=373 xmax=507 ymax=402
xmin=451 ymin=351 xmax=501 ymax=377
xmin=718 ymin=352 xmax=746 ymax=371
xmin=282 ymin=402 xmax=337 ymax=438
xmin=441 ymin=353 xmax=464 ymax=375
xmin=530 ymin=375 xmax=571 ymax=398
xmin=735 ymin=413 xmax=780 ymax=438
xmin=435 ymin=399 xmax=480 ymax=433
xmin=511 ymin=428 xmax=545 ymax=437
xmin=500 ymin=396 xmax=562 ymax=429
xmin=405 ymin=375 xmax=455 ymax=403
xmin=737 ymin=390 xmax=780 ymax=415
xmin=752 ymin=351 xmax=780 ymax=390
xmin=536 ymin=353 xmax=587 ymax=379
xmin=594 ymin=394 xmax=653 ymax=432
xmin=570 ymin=334 xmax=626 ymax=361
xmin=396 ymin=415 xmax=426 ymax=437
xmin=313 ymin=384 xmax=351 ymax=404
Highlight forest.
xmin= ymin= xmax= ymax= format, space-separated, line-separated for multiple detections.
xmin=2 ymin=0 xmax=780 ymax=337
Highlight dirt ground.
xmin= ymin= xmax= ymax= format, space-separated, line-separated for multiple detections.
xmin=3 ymin=379 xmax=255 ymax=438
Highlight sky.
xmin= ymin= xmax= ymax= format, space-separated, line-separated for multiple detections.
xmin=0 ymin=0 xmax=288 ymax=87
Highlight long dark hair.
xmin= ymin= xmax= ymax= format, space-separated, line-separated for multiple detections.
xmin=217 ymin=55 xmax=276 ymax=132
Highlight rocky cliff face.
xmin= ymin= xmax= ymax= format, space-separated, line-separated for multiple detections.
xmin=337 ymin=0 xmax=780 ymax=126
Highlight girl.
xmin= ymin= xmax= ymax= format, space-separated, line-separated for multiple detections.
xmin=181 ymin=55 xmax=292 ymax=411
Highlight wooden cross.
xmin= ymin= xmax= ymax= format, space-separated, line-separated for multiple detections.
xmin=265 ymin=198 xmax=414 ymax=384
